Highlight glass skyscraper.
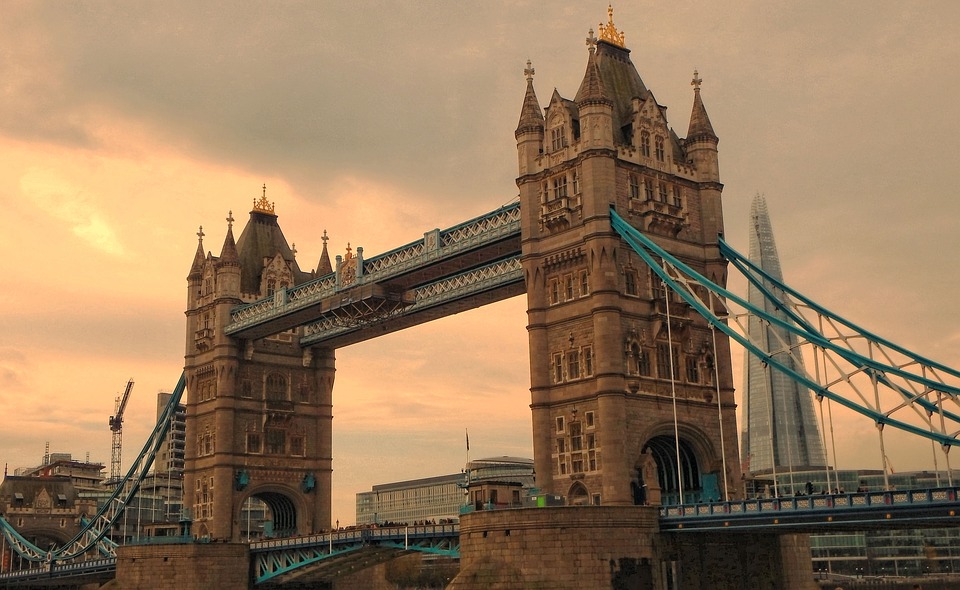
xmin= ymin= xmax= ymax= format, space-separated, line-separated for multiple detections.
xmin=740 ymin=194 xmax=826 ymax=477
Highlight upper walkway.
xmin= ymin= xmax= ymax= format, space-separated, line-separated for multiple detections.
xmin=224 ymin=203 xmax=522 ymax=347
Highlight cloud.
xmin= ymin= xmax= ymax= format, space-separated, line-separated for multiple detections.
xmin=20 ymin=167 xmax=126 ymax=257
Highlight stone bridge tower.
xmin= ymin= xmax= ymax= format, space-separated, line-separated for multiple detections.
xmin=183 ymin=190 xmax=334 ymax=540
xmin=517 ymin=8 xmax=741 ymax=507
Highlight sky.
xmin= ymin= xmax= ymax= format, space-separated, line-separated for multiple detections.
xmin=2 ymin=1 xmax=959 ymax=526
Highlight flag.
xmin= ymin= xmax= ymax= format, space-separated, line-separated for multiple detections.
xmin=465 ymin=429 xmax=470 ymax=451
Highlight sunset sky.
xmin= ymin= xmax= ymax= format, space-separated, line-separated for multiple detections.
xmin=2 ymin=1 xmax=959 ymax=525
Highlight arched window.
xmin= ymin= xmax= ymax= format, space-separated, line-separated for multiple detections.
xmin=655 ymin=135 xmax=665 ymax=161
xmin=568 ymin=482 xmax=589 ymax=506
xmin=266 ymin=374 xmax=287 ymax=401
xmin=640 ymin=131 xmax=651 ymax=157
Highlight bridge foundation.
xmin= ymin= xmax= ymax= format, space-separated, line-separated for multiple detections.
xmin=448 ymin=507 xmax=817 ymax=590
xmin=109 ymin=543 xmax=250 ymax=590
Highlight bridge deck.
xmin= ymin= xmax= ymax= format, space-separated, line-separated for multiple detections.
xmin=659 ymin=486 xmax=960 ymax=532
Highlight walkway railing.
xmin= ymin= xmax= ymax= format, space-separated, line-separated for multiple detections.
xmin=659 ymin=486 xmax=960 ymax=531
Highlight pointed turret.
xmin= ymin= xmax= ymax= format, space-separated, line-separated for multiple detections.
xmin=575 ymin=50 xmax=610 ymax=107
xmin=218 ymin=211 xmax=240 ymax=266
xmin=516 ymin=60 xmax=545 ymax=176
xmin=686 ymin=70 xmax=717 ymax=142
xmin=516 ymin=60 xmax=545 ymax=137
xmin=316 ymin=230 xmax=333 ymax=276
xmin=575 ymin=31 xmax=614 ymax=150
xmin=685 ymin=70 xmax=720 ymax=185
xmin=216 ymin=211 xmax=242 ymax=299
xmin=188 ymin=227 xmax=205 ymax=278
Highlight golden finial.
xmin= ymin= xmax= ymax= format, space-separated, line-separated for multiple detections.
xmin=691 ymin=69 xmax=703 ymax=92
xmin=598 ymin=4 xmax=626 ymax=48
xmin=344 ymin=242 xmax=353 ymax=260
xmin=252 ymin=183 xmax=275 ymax=214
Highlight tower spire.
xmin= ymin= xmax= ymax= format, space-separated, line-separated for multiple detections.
xmin=219 ymin=210 xmax=239 ymax=265
xmin=686 ymin=69 xmax=716 ymax=140
xmin=188 ymin=225 xmax=205 ymax=279
xmin=316 ymin=230 xmax=333 ymax=276
xmin=516 ymin=60 xmax=545 ymax=137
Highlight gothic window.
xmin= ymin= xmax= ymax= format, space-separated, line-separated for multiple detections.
xmin=579 ymin=270 xmax=589 ymax=297
xmin=290 ymin=436 xmax=305 ymax=457
xmin=266 ymin=373 xmax=287 ymax=401
xmin=638 ymin=347 xmax=651 ymax=376
xmin=640 ymin=131 xmax=651 ymax=157
xmin=629 ymin=174 xmax=640 ymax=199
xmin=551 ymin=125 xmax=566 ymax=152
xmin=571 ymin=453 xmax=584 ymax=473
xmin=246 ymin=432 xmax=262 ymax=454
xmin=240 ymin=379 xmax=253 ymax=398
xmin=570 ymin=422 xmax=583 ymax=451
xmin=557 ymin=438 xmax=566 ymax=453
xmin=582 ymin=346 xmax=594 ymax=377
xmin=655 ymin=135 xmax=665 ymax=161
xmin=267 ymin=278 xmax=276 ymax=297
xmin=672 ymin=185 xmax=683 ymax=208
xmin=625 ymin=269 xmax=638 ymax=296
xmin=656 ymin=342 xmax=681 ymax=380
xmin=553 ymin=353 xmax=564 ymax=384
xmin=564 ymin=274 xmax=574 ymax=301
xmin=556 ymin=416 xmax=565 ymax=433
xmin=585 ymin=411 xmax=595 ymax=428
xmin=566 ymin=350 xmax=581 ymax=380
xmin=658 ymin=182 xmax=668 ymax=203
xmin=558 ymin=457 xmax=568 ymax=475
xmin=552 ymin=174 xmax=568 ymax=200
xmin=265 ymin=428 xmax=286 ymax=455
xmin=572 ymin=169 xmax=581 ymax=195
xmin=549 ymin=278 xmax=560 ymax=305
xmin=644 ymin=178 xmax=654 ymax=200
xmin=587 ymin=433 xmax=596 ymax=449
xmin=686 ymin=355 xmax=700 ymax=383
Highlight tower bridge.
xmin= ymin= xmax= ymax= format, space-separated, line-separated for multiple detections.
xmin=2 ymin=6 xmax=959 ymax=590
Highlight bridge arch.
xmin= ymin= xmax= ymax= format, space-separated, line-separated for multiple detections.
xmin=636 ymin=423 xmax=723 ymax=504
xmin=239 ymin=485 xmax=305 ymax=538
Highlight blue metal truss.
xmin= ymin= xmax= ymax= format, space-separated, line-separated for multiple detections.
xmin=610 ymin=208 xmax=960 ymax=450
xmin=0 ymin=373 xmax=186 ymax=564
xmin=251 ymin=525 xmax=460 ymax=584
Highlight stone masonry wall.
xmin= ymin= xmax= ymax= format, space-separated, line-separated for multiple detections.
xmin=448 ymin=506 xmax=661 ymax=590
xmin=112 ymin=543 xmax=250 ymax=590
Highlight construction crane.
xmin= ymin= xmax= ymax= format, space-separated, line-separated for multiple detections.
xmin=109 ymin=379 xmax=135 ymax=482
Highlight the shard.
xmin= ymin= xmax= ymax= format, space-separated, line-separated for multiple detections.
xmin=740 ymin=194 xmax=827 ymax=477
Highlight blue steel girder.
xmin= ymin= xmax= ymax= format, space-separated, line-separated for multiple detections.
xmin=251 ymin=525 xmax=460 ymax=585
xmin=225 ymin=203 xmax=521 ymax=342
xmin=0 ymin=373 xmax=186 ymax=564
xmin=609 ymin=208 xmax=960 ymax=450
